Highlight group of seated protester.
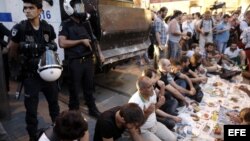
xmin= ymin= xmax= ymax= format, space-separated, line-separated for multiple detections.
xmin=92 ymin=55 xmax=211 ymax=141
xmin=37 ymin=36 xmax=249 ymax=141
xmin=38 ymin=55 xmax=250 ymax=141
xmin=92 ymin=58 xmax=249 ymax=141
xmin=183 ymin=42 xmax=247 ymax=75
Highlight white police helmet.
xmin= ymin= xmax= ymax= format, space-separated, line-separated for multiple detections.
xmin=64 ymin=0 xmax=86 ymax=16
xmin=37 ymin=49 xmax=63 ymax=82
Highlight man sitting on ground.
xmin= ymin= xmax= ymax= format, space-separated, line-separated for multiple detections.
xmin=176 ymin=56 xmax=207 ymax=84
xmin=38 ymin=110 xmax=89 ymax=141
xmin=129 ymin=76 xmax=177 ymax=141
xmin=223 ymin=42 xmax=246 ymax=68
xmin=158 ymin=59 xmax=196 ymax=105
xmin=94 ymin=103 xmax=145 ymax=141
xmin=142 ymin=68 xmax=182 ymax=130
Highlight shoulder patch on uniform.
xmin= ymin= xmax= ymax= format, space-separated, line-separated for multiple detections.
xmin=59 ymin=25 xmax=62 ymax=32
xmin=44 ymin=34 xmax=49 ymax=43
xmin=12 ymin=28 xmax=18 ymax=36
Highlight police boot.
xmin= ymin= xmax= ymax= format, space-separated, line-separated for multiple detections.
xmin=88 ymin=105 xmax=101 ymax=118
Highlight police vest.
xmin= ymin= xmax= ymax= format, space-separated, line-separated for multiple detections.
xmin=19 ymin=20 xmax=53 ymax=58
xmin=19 ymin=20 xmax=53 ymax=73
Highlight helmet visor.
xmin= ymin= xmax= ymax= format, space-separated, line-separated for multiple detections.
xmin=74 ymin=2 xmax=85 ymax=14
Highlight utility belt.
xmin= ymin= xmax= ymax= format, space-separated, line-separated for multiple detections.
xmin=70 ymin=55 xmax=93 ymax=63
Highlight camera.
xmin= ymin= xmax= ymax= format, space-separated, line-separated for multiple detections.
xmin=186 ymin=32 xmax=192 ymax=38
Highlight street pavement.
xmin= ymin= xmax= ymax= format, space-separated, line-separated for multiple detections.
xmin=1 ymin=61 xmax=148 ymax=141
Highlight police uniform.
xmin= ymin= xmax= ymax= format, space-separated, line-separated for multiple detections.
xmin=0 ymin=23 xmax=11 ymax=91
xmin=10 ymin=20 xmax=60 ymax=139
xmin=59 ymin=18 xmax=99 ymax=115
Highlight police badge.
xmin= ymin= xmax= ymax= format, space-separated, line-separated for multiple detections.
xmin=12 ymin=28 xmax=18 ymax=37
xmin=44 ymin=34 xmax=49 ymax=43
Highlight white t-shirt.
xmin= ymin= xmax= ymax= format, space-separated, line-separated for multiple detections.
xmin=38 ymin=133 xmax=78 ymax=141
xmin=38 ymin=133 xmax=50 ymax=141
xmin=182 ymin=21 xmax=194 ymax=35
xmin=224 ymin=47 xmax=241 ymax=58
xmin=128 ymin=91 xmax=157 ymax=130
xmin=186 ymin=50 xmax=194 ymax=58
xmin=240 ymin=20 xmax=248 ymax=31
xmin=164 ymin=23 xmax=169 ymax=43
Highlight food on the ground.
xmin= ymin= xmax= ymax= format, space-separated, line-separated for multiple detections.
xmin=203 ymin=124 xmax=210 ymax=132
xmin=233 ymin=106 xmax=240 ymax=109
xmin=211 ymin=88 xmax=224 ymax=97
xmin=191 ymin=114 xmax=200 ymax=121
xmin=208 ymin=102 xmax=215 ymax=107
xmin=213 ymin=124 xmax=222 ymax=135
xmin=193 ymin=105 xmax=200 ymax=112
xmin=211 ymin=111 xmax=219 ymax=121
xmin=213 ymin=82 xmax=223 ymax=87
xmin=191 ymin=101 xmax=200 ymax=112
xmin=191 ymin=101 xmax=199 ymax=106
xmin=230 ymin=97 xmax=238 ymax=103
xmin=226 ymin=111 xmax=239 ymax=117
xmin=237 ymin=85 xmax=250 ymax=97
xmin=203 ymin=113 xmax=210 ymax=120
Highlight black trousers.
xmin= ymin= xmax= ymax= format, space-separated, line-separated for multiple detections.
xmin=160 ymin=92 xmax=179 ymax=116
xmin=157 ymin=117 xmax=176 ymax=130
xmin=68 ymin=58 xmax=96 ymax=110
xmin=2 ymin=54 xmax=10 ymax=91
xmin=23 ymin=75 xmax=59 ymax=138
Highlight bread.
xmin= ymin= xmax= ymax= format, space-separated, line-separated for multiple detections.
xmin=213 ymin=82 xmax=223 ymax=86
xmin=191 ymin=114 xmax=200 ymax=121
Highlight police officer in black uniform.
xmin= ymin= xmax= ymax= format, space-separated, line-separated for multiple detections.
xmin=58 ymin=0 xmax=101 ymax=117
xmin=0 ymin=23 xmax=11 ymax=91
xmin=7 ymin=0 xmax=60 ymax=140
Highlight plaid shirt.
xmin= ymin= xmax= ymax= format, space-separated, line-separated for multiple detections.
xmin=154 ymin=16 xmax=167 ymax=45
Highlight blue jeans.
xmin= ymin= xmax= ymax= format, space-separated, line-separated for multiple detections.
xmin=160 ymin=92 xmax=179 ymax=116
xmin=157 ymin=117 xmax=176 ymax=130
xmin=168 ymin=40 xmax=181 ymax=60
xmin=175 ymin=79 xmax=188 ymax=90
xmin=216 ymin=41 xmax=227 ymax=53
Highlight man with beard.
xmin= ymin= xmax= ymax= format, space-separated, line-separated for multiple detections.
xmin=153 ymin=7 xmax=168 ymax=68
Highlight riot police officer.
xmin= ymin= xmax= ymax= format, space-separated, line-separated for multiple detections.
xmin=0 ymin=23 xmax=11 ymax=92
xmin=7 ymin=0 xmax=60 ymax=140
xmin=58 ymin=0 xmax=101 ymax=117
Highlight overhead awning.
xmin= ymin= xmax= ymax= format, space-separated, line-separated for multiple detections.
xmin=150 ymin=0 xmax=188 ymax=3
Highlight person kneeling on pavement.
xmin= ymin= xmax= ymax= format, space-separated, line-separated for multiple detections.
xmin=38 ymin=110 xmax=89 ymax=141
